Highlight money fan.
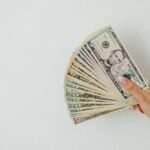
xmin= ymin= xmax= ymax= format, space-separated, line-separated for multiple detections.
xmin=64 ymin=26 xmax=148 ymax=124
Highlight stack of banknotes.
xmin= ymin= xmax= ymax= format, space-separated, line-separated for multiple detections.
xmin=64 ymin=26 xmax=148 ymax=124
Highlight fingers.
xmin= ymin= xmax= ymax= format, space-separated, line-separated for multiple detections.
xmin=133 ymin=104 xmax=144 ymax=113
xmin=118 ymin=76 xmax=146 ymax=105
xmin=118 ymin=76 xmax=141 ymax=94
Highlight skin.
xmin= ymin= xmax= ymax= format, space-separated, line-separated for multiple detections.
xmin=118 ymin=76 xmax=150 ymax=118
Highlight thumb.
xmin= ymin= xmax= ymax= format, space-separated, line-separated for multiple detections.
xmin=118 ymin=76 xmax=146 ymax=105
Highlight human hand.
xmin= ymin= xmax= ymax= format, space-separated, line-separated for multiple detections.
xmin=118 ymin=76 xmax=150 ymax=118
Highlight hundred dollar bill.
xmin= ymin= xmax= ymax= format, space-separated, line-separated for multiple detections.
xmin=85 ymin=26 xmax=148 ymax=99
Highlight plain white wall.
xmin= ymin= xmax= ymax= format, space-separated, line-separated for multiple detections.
xmin=0 ymin=0 xmax=150 ymax=150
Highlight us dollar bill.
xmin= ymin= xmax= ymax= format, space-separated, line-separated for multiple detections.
xmin=73 ymin=106 xmax=125 ymax=124
xmin=64 ymin=26 xmax=148 ymax=123
xmin=85 ymin=26 xmax=148 ymax=99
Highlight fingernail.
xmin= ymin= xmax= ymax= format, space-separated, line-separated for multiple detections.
xmin=118 ymin=76 xmax=128 ymax=86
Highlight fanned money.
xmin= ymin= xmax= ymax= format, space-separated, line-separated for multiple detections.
xmin=64 ymin=26 xmax=148 ymax=124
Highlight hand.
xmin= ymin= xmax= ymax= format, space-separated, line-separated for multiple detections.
xmin=118 ymin=76 xmax=150 ymax=118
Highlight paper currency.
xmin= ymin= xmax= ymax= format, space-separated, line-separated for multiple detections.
xmin=64 ymin=26 xmax=148 ymax=124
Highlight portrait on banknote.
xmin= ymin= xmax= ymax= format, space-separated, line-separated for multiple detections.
xmin=87 ymin=29 xmax=147 ymax=99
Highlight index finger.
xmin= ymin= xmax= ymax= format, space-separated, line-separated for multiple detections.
xmin=118 ymin=76 xmax=146 ymax=104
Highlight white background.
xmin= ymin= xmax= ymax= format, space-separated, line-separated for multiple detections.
xmin=0 ymin=0 xmax=150 ymax=150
